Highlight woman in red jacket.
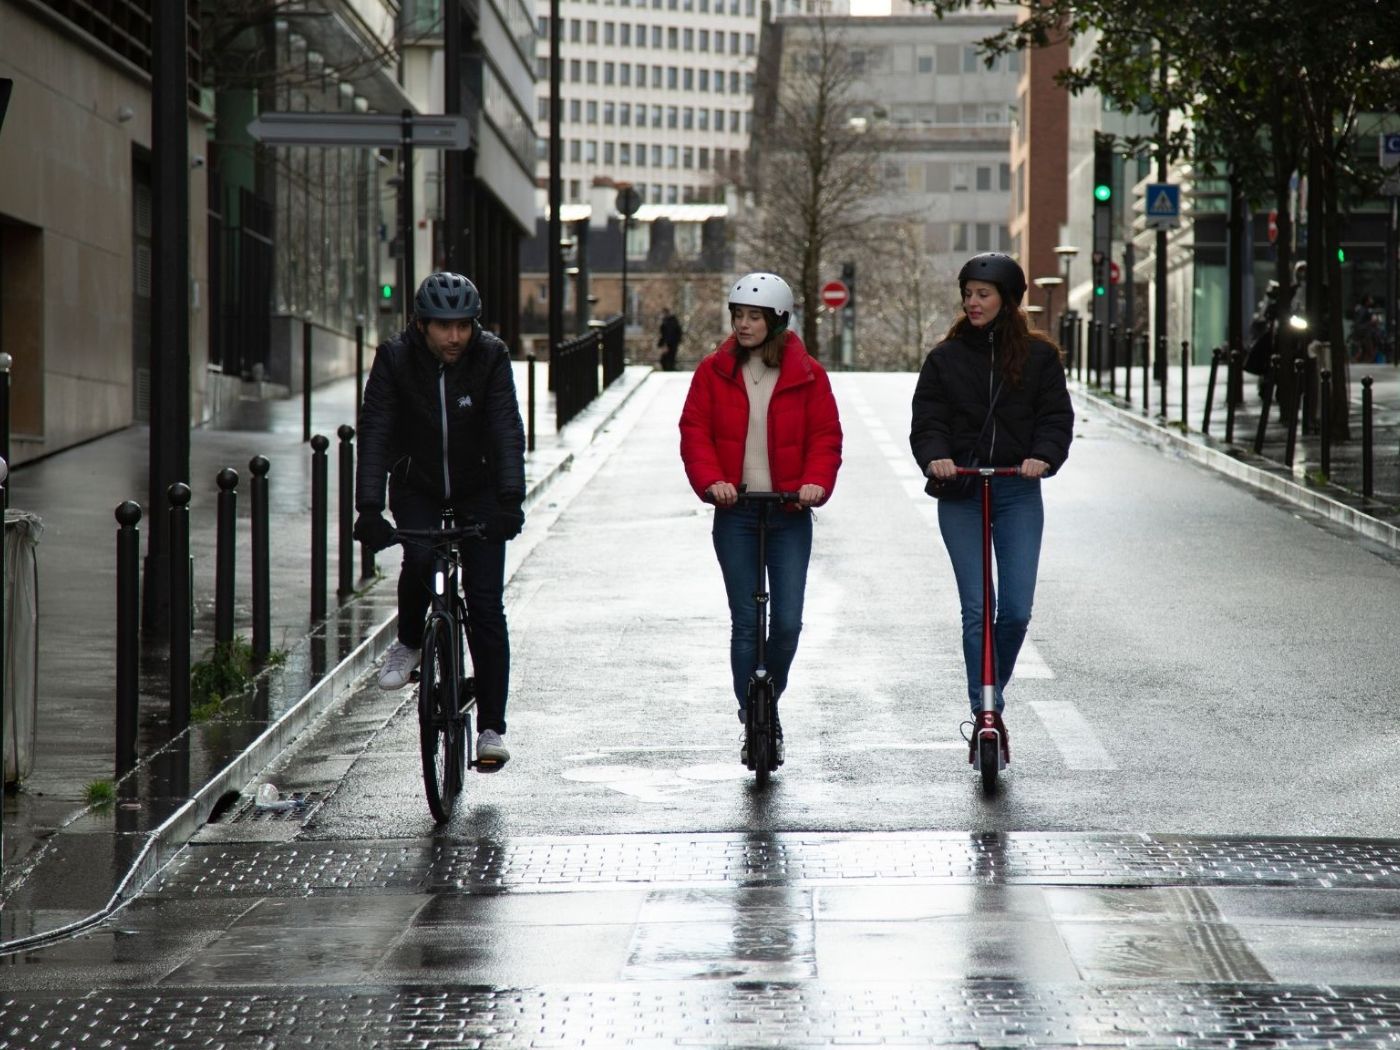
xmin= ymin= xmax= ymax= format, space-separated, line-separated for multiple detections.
xmin=679 ymin=272 xmax=843 ymax=764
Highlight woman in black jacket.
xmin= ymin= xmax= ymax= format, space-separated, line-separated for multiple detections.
xmin=909 ymin=252 xmax=1074 ymax=767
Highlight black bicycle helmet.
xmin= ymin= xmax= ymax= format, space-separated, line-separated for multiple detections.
xmin=414 ymin=272 xmax=482 ymax=320
xmin=957 ymin=252 xmax=1027 ymax=307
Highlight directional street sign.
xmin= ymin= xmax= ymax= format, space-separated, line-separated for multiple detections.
xmin=819 ymin=280 xmax=849 ymax=310
xmin=1144 ymin=182 xmax=1181 ymax=230
xmin=246 ymin=112 xmax=471 ymax=149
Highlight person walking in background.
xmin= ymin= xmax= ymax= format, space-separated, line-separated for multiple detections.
xmin=353 ymin=271 xmax=527 ymax=770
xmin=680 ymin=272 xmax=843 ymax=765
xmin=909 ymin=252 xmax=1073 ymax=766
xmin=658 ymin=308 xmax=683 ymax=371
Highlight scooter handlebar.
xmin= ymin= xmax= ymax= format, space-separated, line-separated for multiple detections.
xmin=952 ymin=467 xmax=1023 ymax=477
xmin=701 ymin=487 xmax=803 ymax=504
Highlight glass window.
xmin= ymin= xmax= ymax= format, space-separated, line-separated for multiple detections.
xmin=683 ymin=27 xmax=693 ymax=49
xmin=666 ymin=145 xmax=678 ymax=167
xmin=976 ymin=166 xmax=991 ymax=191
xmin=651 ymin=25 xmax=662 ymax=46
xmin=626 ymin=221 xmax=650 ymax=258
xmin=998 ymin=225 xmax=1012 ymax=251
xmin=952 ymin=222 xmax=968 ymax=252
xmin=668 ymin=26 xmax=678 ymax=48
xmin=729 ymin=109 xmax=740 ymax=132
xmin=586 ymin=20 xmax=598 ymax=43
xmin=621 ymin=64 xmax=631 ymax=86
xmin=683 ymin=146 xmax=694 ymax=168
xmin=604 ymin=62 xmax=615 ymax=85
xmin=683 ymin=106 xmax=694 ymax=128
xmin=651 ymin=65 xmax=662 ymax=88
xmin=667 ymin=66 xmax=678 ymax=89
xmin=699 ymin=69 xmax=709 ymax=91
xmin=603 ymin=101 xmax=615 ymax=124
xmin=745 ymin=33 xmax=754 ymax=55
xmin=700 ymin=30 xmax=709 ymax=52
xmin=585 ymin=140 xmax=597 ymax=162
xmin=917 ymin=54 xmax=933 ymax=74
xmin=729 ymin=71 xmax=739 ymax=93
xmin=652 ymin=103 xmax=663 ymax=127
xmin=963 ymin=46 xmax=978 ymax=72
xmin=951 ymin=163 xmax=970 ymax=191
xmin=651 ymin=144 xmax=663 ymax=166
xmin=675 ymin=221 xmax=701 ymax=255
xmin=699 ymin=146 xmax=710 ymax=169
xmin=604 ymin=21 xmax=615 ymax=43
xmin=538 ymin=15 xmax=549 ymax=36
xmin=537 ymin=97 xmax=548 ymax=120
xmin=636 ymin=23 xmax=646 ymax=45
xmin=715 ymin=69 xmax=726 ymax=93
xmin=729 ymin=32 xmax=739 ymax=54
xmin=570 ymin=98 xmax=581 ymax=122
xmin=586 ymin=60 xmax=598 ymax=83
xmin=604 ymin=141 xmax=614 ymax=163
xmin=975 ymin=223 xmax=991 ymax=251
xmin=620 ymin=102 xmax=631 ymax=125
xmin=683 ymin=67 xmax=693 ymax=90
xmin=569 ymin=139 xmax=582 ymax=162
xmin=667 ymin=184 xmax=679 ymax=203
xmin=999 ymin=162 xmax=1011 ymax=191
xmin=570 ymin=18 xmax=582 ymax=42
xmin=621 ymin=23 xmax=631 ymax=44
xmin=620 ymin=143 xmax=631 ymax=164
xmin=667 ymin=105 xmax=678 ymax=128
xmin=698 ymin=108 xmax=709 ymax=130
xmin=744 ymin=72 xmax=753 ymax=94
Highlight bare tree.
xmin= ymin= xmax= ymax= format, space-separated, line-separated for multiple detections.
xmin=744 ymin=16 xmax=891 ymax=356
xmin=851 ymin=221 xmax=955 ymax=371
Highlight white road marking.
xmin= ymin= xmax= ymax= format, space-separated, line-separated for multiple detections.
xmin=1028 ymin=700 xmax=1118 ymax=770
xmin=1015 ymin=639 xmax=1054 ymax=679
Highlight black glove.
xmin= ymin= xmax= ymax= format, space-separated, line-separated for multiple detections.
xmin=489 ymin=495 xmax=525 ymax=542
xmin=353 ymin=510 xmax=396 ymax=552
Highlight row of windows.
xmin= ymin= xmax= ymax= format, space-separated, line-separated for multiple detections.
xmin=560 ymin=181 xmax=727 ymax=205
xmin=535 ymin=59 xmax=754 ymax=95
xmin=855 ymin=102 xmax=1013 ymax=128
xmin=563 ymin=0 xmax=756 ymax=15
xmin=544 ymin=139 xmax=743 ymax=172
xmin=897 ymin=160 xmax=1013 ymax=194
xmin=788 ymin=43 xmax=1021 ymax=78
xmin=540 ymin=19 xmax=756 ymax=55
xmin=948 ymin=222 xmax=1013 ymax=254
xmin=540 ymin=99 xmax=751 ymax=134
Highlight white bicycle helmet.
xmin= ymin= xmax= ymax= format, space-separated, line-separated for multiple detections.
xmin=728 ymin=272 xmax=794 ymax=321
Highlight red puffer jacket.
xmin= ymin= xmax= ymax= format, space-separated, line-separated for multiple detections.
xmin=679 ymin=330 xmax=843 ymax=504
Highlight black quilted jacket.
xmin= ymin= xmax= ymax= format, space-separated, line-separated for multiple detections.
xmin=355 ymin=324 xmax=526 ymax=511
xmin=909 ymin=325 xmax=1074 ymax=474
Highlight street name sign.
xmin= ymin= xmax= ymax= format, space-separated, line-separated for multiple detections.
xmin=1144 ymin=183 xmax=1181 ymax=230
xmin=246 ymin=112 xmax=470 ymax=149
xmin=820 ymin=280 xmax=849 ymax=310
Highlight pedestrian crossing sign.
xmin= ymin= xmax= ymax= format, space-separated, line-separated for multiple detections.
xmin=1144 ymin=183 xmax=1181 ymax=230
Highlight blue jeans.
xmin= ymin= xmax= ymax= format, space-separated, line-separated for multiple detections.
xmin=937 ymin=478 xmax=1044 ymax=718
xmin=713 ymin=503 xmax=813 ymax=713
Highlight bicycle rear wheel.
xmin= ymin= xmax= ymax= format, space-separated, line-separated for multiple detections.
xmin=419 ymin=616 xmax=460 ymax=823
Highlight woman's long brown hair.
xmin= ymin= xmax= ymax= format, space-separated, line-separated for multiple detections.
xmin=943 ymin=306 xmax=1064 ymax=387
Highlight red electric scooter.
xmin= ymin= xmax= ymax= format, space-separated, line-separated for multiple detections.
xmin=955 ymin=465 xmax=1022 ymax=792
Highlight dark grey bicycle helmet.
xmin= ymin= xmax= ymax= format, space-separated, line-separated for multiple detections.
xmin=957 ymin=252 xmax=1027 ymax=306
xmin=414 ymin=272 xmax=482 ymax=320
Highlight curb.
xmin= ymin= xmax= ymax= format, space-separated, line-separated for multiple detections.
xmin=1079 ymin=383 xmax=1400 ymax=552
xmin=0 ymin=366 xmax=654 ymax=956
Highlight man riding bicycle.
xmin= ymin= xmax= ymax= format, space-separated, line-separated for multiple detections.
xmin=353 ymin=272 xmax=527 ymax=768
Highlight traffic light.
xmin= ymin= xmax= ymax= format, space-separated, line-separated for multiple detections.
xmin=378 ymin=282 xmax=396 ymax=313
xmin=1093 ymin=132 xmax=1114 ymax=204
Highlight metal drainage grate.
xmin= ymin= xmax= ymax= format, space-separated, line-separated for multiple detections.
xmin=220 ymin=790 xmax=325 ymax=824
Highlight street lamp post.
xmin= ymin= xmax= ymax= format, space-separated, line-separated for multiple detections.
xmin=1033 ymin=276 xmax=1063 ymax=331
xmin=1053 ymin=245 xmax=1079 ymax=318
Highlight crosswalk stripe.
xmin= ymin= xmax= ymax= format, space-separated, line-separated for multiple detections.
xmin=1028 ymin=700 xmax=1117 ymax=770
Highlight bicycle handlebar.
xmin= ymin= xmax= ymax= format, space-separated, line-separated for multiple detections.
xmin=391 ymin=522 xmax=488 ymax=544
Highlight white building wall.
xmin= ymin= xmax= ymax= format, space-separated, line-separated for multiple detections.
xmin=534 ymin=0 xmax=762 ymax=207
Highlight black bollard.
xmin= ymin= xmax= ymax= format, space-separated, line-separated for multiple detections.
xmin=1157 ymin=336 xmax=1168 ymax=419
xmin=1141 ymin=333 xmax=1150 ymax=416
xmin=1123 ymin=328 xmax=1133 ymax=402
xmin=1285 ymin=356 xmax=1305 ymax=467
xmin=1254 ymin=355 xmax=1281 ymax=454
xmin=1320 ymin=369 xmax=1332 ymax=478
xmin=168 ymin=482 xmax=192 ymax=734
xmin=1225 ymin=350 xmax=1241 ymax=445
xmin=302 ymin=318 xmax=313 ymax=443
xmin=310 ymin=434 xmax=329 ymax=623
xmin=249 ymin=455 xmax=271 ymax=661
xmin=1202 ymin=347 xmax=1222 ymax=435
xmin=1362 ymin=376 xmax=1374 ymax=498
xmin=527 ymin=353 xmax=537 ymax=453
xmin=1092 ymin=321 xmax=1103 ymax=387
xmin=115 ymin=500 xmax=142 ymax=778
xmin=337 ymin=425 xmax=355 ymax=599
xmin=1180 ymin=341 xmax=1191 ymax=429
xmin=0 ymin=354 xmax=9 ymax=511
xmin=214 ymin=468 xmax=238 ymax=646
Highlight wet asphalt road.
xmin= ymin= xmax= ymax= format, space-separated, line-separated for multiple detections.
xmin=6 ymin=371 xmax=1400 ymax=1047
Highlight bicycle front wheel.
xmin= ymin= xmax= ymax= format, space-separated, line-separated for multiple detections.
xmin=419 ymin=616 xmax=460 ymax=823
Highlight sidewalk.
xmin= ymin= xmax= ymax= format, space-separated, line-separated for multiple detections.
xmin=0 ymin=359 xmax=653 ymax=948
xmin=1075 ymin=357 xmax=1400 ymax=547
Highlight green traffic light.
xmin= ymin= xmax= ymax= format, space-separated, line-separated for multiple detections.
xmin=1094 ymin=184 xmax=1112 ymax=203
xmin=1094 ymin=284 xmax=1106 ymax=297
xmin=1336 ymin=248 xmax=1345 ymax=263
xmin=380 ymin=283 xmax=394 ymax=299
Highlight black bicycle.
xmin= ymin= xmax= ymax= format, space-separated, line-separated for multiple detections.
xmin=734 ymin=489 xmax=801 ymax=788
xmin=393 ymin=509 xmax=494 ymax=822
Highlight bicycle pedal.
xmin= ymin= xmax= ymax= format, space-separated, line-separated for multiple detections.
xmin=473 ymin=757 xmax=507 ymax=774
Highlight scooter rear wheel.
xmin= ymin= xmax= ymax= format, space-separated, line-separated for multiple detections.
xmin=978 ymin=735 xmax=999 ymax=793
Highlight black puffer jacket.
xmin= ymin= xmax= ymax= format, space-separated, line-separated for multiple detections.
xmin=356 ymin=324 xmax=526 ymax=511
xmin=909 ymin=324 xmax=1074 ymax=476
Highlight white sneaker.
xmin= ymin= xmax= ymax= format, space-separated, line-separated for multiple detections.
xmin=377 ymin=639 xmax=420 ymax=690
xmin=476 ymin=729 xmax=510 ymax=769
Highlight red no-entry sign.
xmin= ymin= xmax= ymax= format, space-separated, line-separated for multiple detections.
xmin=820 ymin=280 xmax=849 ymax=310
